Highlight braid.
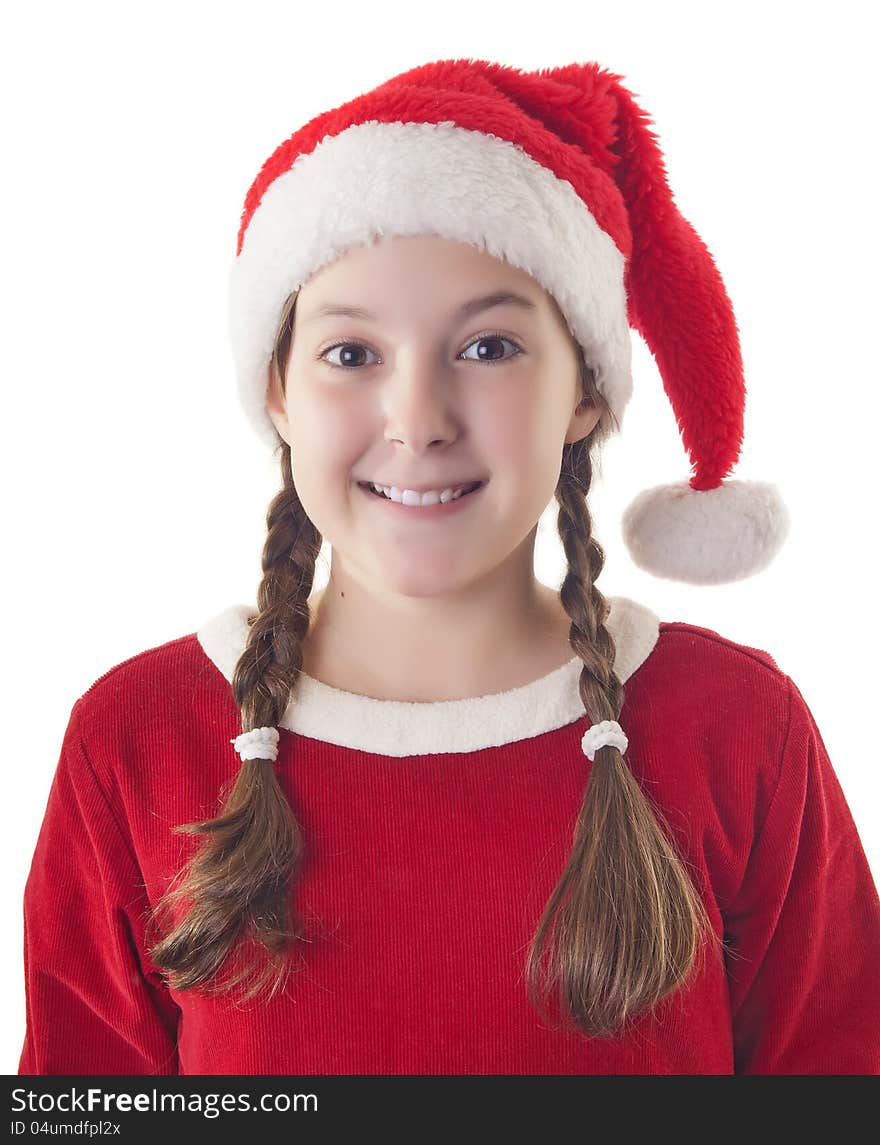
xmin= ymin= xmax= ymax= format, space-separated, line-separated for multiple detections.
xmin=233 ymin=445 xmax=320 ymax=726
xmin=148 ymin=429 xmax=321 ymax=1001
xmin=524 ymin=362 xmax=719 ymax=1038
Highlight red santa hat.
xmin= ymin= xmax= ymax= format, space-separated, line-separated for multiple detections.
xmin=228 ymin=58 xmax=790 ymax=586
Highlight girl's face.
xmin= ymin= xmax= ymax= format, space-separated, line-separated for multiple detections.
xmin=266 ymin=233 xmax=600 ymax=600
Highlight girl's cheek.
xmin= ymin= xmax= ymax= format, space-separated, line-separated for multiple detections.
xmin=290 ymin=386 xmax=363 ymax=432
xmin=479 ymin=413 xmax=529 ymax=460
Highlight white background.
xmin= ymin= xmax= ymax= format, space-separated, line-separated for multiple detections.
xmin=2 ymin=0 xmax=877 ymax=1072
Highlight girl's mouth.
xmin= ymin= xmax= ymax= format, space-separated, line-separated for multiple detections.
xmin=358 ymin=480 xmax=486 ymax=517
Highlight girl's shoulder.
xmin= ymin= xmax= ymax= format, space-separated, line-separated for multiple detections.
xmin=643 ymin=615 xmax=795 ymax=748
xmin=655 ymin=617 xmax=784 ymax=677
xmin=69 ymin=619 xmax=233 ymax=749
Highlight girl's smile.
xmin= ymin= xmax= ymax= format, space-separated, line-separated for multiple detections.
xmin=357 ymin=477 xmax=487 ymax=519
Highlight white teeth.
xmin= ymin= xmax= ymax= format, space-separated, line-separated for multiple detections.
xmin=369 ymin=482 xmax=475 ymax=506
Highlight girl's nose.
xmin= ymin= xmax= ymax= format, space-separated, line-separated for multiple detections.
xmin=381 ymin=360 xmax=460 ymax=453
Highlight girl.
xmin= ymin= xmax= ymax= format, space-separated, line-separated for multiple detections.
xmin=18 ymin=58 xmax=880 ymax=1075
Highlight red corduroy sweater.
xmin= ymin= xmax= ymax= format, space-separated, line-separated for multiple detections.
xmin=18 ymin=600 xmax=880 ymax=1075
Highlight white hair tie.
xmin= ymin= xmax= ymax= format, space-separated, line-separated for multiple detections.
xmin=581 ymin=719 xmax=628 ymax=761
xmin=231 ymin=726 xmax=281 ymax=762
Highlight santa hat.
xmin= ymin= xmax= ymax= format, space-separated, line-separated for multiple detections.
xmin=228 ymin=58 xmax=789 ymax=586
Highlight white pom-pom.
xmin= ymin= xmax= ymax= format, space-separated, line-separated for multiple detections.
xmin=621 ymin=479 xmax=790 ymax=585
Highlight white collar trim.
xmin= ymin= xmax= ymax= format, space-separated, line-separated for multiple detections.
xmin=196 ymin=596 xmax=660 ymax=757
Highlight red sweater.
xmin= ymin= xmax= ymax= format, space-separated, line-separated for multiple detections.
xmin=18 ymin=597 xmax=880 ymax=1075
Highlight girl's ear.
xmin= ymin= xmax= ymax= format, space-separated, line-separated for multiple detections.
xmin=266 ymin=368 xmax=292 ymax=444
xmin=564 ymin=398 xmax=602 ymax=445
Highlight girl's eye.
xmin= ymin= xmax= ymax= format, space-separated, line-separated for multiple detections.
xmin=317 ymin=333 xmax=522 ymax=370
xmin=460 ymin=334 xmax=522 ymax=364
xmin=320 ymin=343 xmax=379 ymax=369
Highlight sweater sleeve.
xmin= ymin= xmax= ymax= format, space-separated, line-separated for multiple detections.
xmin=18 ymin=700 xmax=181 ymax=1075
xmin=723 ymin=675 xmax=880 ymax=1074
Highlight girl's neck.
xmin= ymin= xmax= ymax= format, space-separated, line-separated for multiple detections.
xmin=301 ymin=583 xmax=575 ymax=702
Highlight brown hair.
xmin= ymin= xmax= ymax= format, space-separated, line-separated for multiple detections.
xmin=148 ymin=290 xmax=722 ymax=1033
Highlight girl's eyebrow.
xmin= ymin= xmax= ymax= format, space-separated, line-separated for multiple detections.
xmin=302 ymin=290 xmax=538 ymax=325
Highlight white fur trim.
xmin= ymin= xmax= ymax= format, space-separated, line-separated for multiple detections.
xmin=621 ymin=479 xmax=791 ymax=585
xmin=229 ymin=120 xmax=632 ymax=450
xmin=196 ymin=596 xmax=660 ymax=757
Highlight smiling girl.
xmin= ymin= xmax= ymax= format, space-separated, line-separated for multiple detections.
xmin=18 ymin=58 xmax=880 ymax=1076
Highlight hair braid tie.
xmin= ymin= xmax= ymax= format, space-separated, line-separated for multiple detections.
xmin=231 ymin=726 xmax=281 ymax=762
xmin=581 ymin=719 xmax=628 ymax=761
